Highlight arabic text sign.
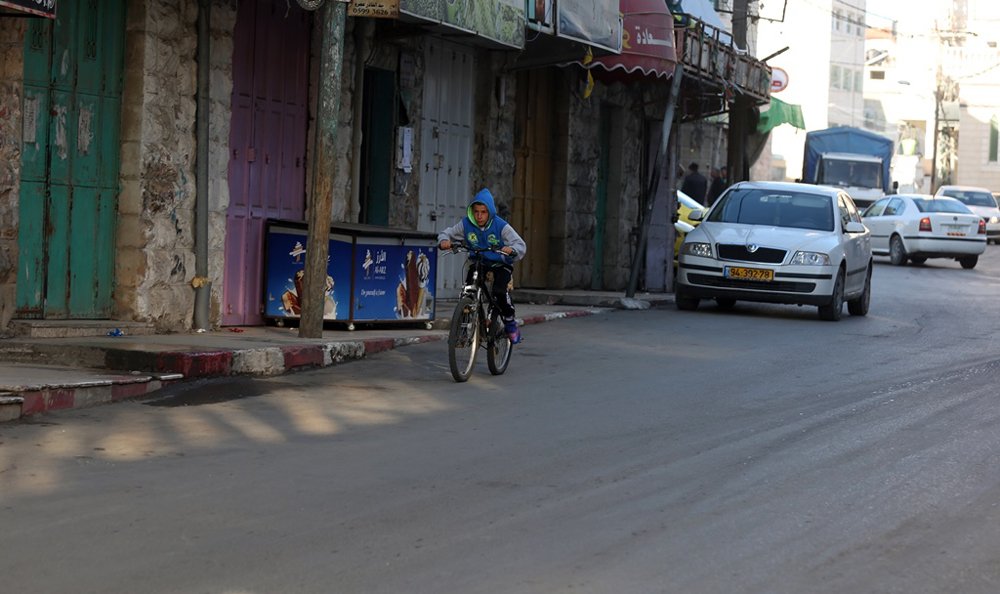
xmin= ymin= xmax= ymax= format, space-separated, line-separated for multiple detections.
xmin=348 ymin=0 xmax=399 ymax=19
xmin=0 ymin=0 xmax=56 ymax=18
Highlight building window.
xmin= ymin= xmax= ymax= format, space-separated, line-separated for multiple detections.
xmin=990 ymin=115 xmax=998 ymax=162
xmin=870 ymin=70 xmax=885 ymax=80
xmin=831 ymin=65 xmax=841 ymax=89
xmin=833 ymin=10 xmax=841 ymax=31
xmin=855 ymin=71 xmax=863 ymax=93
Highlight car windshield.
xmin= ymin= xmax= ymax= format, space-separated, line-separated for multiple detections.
xmin=913 ymin=197 xmax=974 ymax=214
xmin=708 ymin=188 xmax=834 ymax=231
xmin=820 ymin=160 xmax=882 ymax=189
xmin=940 ymin=189 xmax=996 ymax=207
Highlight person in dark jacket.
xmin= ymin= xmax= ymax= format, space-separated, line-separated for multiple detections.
xmin=680 ymin=162 xmax=709 ymax=205
xmin=707 ymin=165 xmax=727 ymax=204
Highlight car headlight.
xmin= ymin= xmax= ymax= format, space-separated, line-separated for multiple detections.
xmin=991 ymin=216 xmax=999 ymax=224
xmin=681 ymin=242 xmax=713 ymax=258
xmin=789 ymin=251 xmax=831 ymax=266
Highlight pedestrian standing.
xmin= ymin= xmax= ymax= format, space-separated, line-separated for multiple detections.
xmin=707 ymin=165 xmax=727 ymax=205
xmin=680 ymin=162 xmax=709 ymax=206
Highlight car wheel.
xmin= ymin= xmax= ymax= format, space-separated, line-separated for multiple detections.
xmin=889 ymin=235 xmax=907 ymax=266
xmin=715 ymin=297 xmax=736 ymax=309
xmin=818 ymin=270 xmax=845 ymax=321
xmin=675 ymin=287 xmax=700 ymax=311
xmin=847 ymin=265 xmax=871 ymax=317
xmin=960 ymin=255 xmax=978 ymax=269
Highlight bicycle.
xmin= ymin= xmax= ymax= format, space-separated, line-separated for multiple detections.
xmin=445 ymin=243 xmax=514 ymax=382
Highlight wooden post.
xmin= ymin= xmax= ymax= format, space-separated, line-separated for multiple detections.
xmin=300 ymin=2 xmax=347 ymax=338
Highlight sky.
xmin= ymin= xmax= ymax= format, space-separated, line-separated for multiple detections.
xmin=864 ymin=0 xmax=902 ymax=25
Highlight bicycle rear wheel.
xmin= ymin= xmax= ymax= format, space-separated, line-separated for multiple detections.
xmin=448 ymin=296 xmax=480 ymax=382
xmin=486 ymin=310 xmax=512 ymax=375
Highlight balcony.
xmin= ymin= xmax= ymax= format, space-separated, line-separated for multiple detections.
xmin=676 ymin=20 xmax=772 ymax=120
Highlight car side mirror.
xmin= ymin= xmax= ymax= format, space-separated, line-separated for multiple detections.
xmin=844 ymin=221 xmax=866 ymax=234
xmin=688 ymin=209 xmax=705 ymax=222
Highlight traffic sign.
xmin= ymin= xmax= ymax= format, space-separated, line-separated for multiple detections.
xmin=771 ymin=67 xmax=789 ymax=93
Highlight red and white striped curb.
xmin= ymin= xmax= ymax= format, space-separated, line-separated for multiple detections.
xmin=5 ymin=308 xmax=609 ymax=420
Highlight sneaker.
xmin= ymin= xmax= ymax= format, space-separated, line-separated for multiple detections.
xmin=504 ymin=320 xmax=521 ymax=344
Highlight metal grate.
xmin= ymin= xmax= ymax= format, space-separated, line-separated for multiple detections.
xmin=716 ymin=244 xmax=786 ymax=264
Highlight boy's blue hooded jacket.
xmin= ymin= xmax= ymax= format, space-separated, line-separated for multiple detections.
xmin=438 ymin=188 xmax=526 ymax=265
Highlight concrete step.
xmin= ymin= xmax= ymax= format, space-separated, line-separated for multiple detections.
xmin=9 ymin=319 xmax=157 ymax=338
xmin=0 ymin=395 xmax=24 ymax=422
xmin=0 ymin=363 xmax=183 ymax=421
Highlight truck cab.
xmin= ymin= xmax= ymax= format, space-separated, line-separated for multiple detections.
xmin=815 ymin=153 xmax=885 ymax=209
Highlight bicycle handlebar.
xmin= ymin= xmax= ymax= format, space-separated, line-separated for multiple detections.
xmin=441 ymin=241 xmax=518 ymax=261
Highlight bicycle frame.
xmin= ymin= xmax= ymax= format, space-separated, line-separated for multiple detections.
xmin=446 ymin=243 xmax=513 ymax=382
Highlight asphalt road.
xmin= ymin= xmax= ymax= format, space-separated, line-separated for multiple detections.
xmin=4 ymin=250 xmax=1000 ymax=593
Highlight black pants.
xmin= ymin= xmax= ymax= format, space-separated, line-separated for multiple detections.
xmin=468 ymin=264 xmax=515 ymax=320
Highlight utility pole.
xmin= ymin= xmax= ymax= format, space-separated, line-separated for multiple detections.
xmin=626 ymin=64 xmax=685 ymax=298
xmin=300 ymin=2 xmax=347 ymax=338
xmin=930 ymin=80 xmax=941 ymax=193
xmin=726 ymin=0 xmax=750 ymax=183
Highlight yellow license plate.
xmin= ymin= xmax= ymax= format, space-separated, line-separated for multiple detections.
xmin=725 ymin=266 xmax=774 ymax=282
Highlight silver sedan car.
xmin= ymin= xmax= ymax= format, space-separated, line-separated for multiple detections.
xmin=861 ymin=194 xmax=986 ymax=268
xmin=934 ymin=185 xmax=1000 ymax=244
xmin=676 ymin=182 xmax=872 ymax=321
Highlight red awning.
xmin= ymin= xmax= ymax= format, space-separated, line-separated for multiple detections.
xmin=585 ymin=0 xmax=677 ymax=80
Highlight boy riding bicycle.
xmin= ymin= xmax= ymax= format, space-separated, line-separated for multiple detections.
xmin=438 ymin=188 xmax=527 ymax=344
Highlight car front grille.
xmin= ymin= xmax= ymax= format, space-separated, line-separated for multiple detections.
xmin=716 ymin=244 xmax=786 ymax=264
xmin=687 ymin=273 xmax=816 ymax=293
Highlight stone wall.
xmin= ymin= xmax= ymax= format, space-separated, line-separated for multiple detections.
xmin=118 ymin=0 xmax=202 ymax=331
xmin=471 ymin=52 xmax=517 ymax=217
xmin=327 ymin=16 xmax=358 ymax=224
xmin=550 ymin=69 xmax=651 ymax=290
xmin=206 ymin=1 xmax=237 ymax=323
xmin=0 ymin=20 xmax=24 ymax=333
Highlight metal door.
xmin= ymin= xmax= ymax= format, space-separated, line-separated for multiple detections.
xmin=223 ymin=0 xmax=310 ymax=325
xmin=361 ymin=67 xmax=394 ymax=226
xmin=417 ymin=40 xmax=475 ymax=298
xmin=16 ymin=0 xmax=126 ymax=319
xmin=512 ymin=70 xmax=552 ymax=288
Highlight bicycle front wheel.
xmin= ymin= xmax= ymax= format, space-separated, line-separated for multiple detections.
xmin=486 ymin=310 xmax=512 ymax=375
xmin=448 ymin=296 xmax=480 ymax=382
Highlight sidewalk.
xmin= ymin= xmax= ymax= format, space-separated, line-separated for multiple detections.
xmin=0 ymin=290 xmax=673 ymax=421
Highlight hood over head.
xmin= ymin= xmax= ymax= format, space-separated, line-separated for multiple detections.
xmin=468 ymin=188 xmax=497 ymax=225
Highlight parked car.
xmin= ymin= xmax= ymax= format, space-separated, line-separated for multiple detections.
xmin=673 ymin=189 xmax=706 ymax=258
xmin=861 ymin=194 xmax=986 ymax=268
xmin=934 ymin=185 xmax=1000 ymax=243
xmin=676 ymin=181 xmax=872 ymax=321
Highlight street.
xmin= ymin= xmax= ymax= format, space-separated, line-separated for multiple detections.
xmin=4 ymin=251 xmax=1000 ymax=593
